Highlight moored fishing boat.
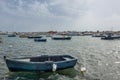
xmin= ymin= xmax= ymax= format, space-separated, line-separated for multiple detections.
xmin=34 ymin=38 xmax=47 ymax=42
xmin=4 ymin=55 xmax=77 ymax=72
xmin=8 ymin=34 xmax=16 ymax=37
xmin=0 ymin=37 xmax=2 ymax=43
xmin=19 ymin=35 xmax=28 ymax=38
xmin=52 ymin=36 xmax=71 ymax=40
xmin=101 ymin=34 xmax=120 ymax=40
xmin=28 ymin=36 xmax=42 ymax=39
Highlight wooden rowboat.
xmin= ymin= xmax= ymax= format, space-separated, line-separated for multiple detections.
xmin=34 ymin=38 xmax=47 ymax=42
xmin=4 ymin=55 xmax=77 ymax=72
xmin=52 ymin=36 xmax=71 ymax=40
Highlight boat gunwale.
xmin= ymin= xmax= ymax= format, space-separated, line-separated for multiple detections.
xmin=5 ymin=55 xmax=77 ymax=64
xmin=6 ymin=58 xmax=77 ymax=64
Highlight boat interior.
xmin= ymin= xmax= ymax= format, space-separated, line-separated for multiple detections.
xmin=16 ymin=55 xmax=74 ymax=62
xmin=30 ymin=55 xmax=73 ymax=62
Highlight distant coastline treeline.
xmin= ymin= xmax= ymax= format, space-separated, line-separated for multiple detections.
xmin=0 ymin=30 xmax=120 ymax=36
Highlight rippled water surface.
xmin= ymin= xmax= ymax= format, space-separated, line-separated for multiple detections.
xmin=0 ymin=35 xmax=120 ymax=80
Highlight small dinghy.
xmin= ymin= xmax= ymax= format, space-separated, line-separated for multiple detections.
xmin=8 ymin=34 xmax=16 ymax=37
xmin=0 ymin=37 xmax=2 ymax=43
xmin=52 ymin=36 xmax=71 ymax=40
xmin=34 ymin=38 xmax=47 ymax=42
xmin=4 ymin=55 xmax=77 ymax=72
xmin=28 ymin=36 xmax=42 ymax=39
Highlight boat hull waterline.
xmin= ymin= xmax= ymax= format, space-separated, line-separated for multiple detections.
xmin=4 ymin=55 xmax=77 ymax=72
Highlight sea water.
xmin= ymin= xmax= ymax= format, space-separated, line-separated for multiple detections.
xmin=0 ymin=35 xmax=120 ymax=80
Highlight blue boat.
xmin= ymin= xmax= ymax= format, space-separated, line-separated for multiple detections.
xmin=101 ymin=33 xmax=120 ymax=40
xmin=34 ymin=38 xmax=47 ymax=42
xmin=4 ymin=55 xmax=77 ymax=72
xmin=8 ymin=34 xmax=16 ymax=37
xmin=28 ymin=36 xmax=42 ymax=39
xmin=0 ymin=37 xmax=2 ymax=43
xmin=52 ymin=36 xmax=71 ymax=40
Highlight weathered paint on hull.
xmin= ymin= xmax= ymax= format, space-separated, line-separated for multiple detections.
xmin=6 ymin=59 xmax=77 ymax=72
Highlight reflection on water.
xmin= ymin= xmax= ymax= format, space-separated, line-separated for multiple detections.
xmin=6 ymin=68 xmax=79 ymax=80
xmin=1 ymin=35 xmax=120 ymax=80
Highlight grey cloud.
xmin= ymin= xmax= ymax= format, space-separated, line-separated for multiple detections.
xmin=0 ymin=0 xmax=87 ymax=18
xmin=90 ymin=0 xmax=120 ymax=18
xmin=1 ymin=0 xmax=120 ymax=31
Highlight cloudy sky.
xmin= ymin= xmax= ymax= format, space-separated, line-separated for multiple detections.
xmin=0 ymin=0 xmax=120 ymax=32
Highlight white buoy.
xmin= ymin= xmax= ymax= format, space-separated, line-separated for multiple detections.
xmin=81 ymin=67 xmax=86 ymax=72
xmin=52 ymin=64 xmax=57 ymax=72
xmin=9 ymin=45 xmax=13 ymax=48
xmin=80 ymin=67 xmax=86 ymax=76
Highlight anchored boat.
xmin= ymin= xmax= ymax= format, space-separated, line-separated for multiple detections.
xmin=101 ymin=33 xmax=120 ymax=40
xmin=34 ymin=38 xmax=47 ymax=42
xmin=8 ymin=34 xmax=16 ymax=37
xmin=0 ymin=37 xmax=2 ymax=43
xmin=52 ymin=36 xmax=71 ymax=40
xmin=4 ymin=55 xmax=77 ymax=72
xmin=28 ymin=36 xmax=42 ymax=39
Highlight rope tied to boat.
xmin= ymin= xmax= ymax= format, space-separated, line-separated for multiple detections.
xmin=52 ymin=64 xmax=57 ymax=72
